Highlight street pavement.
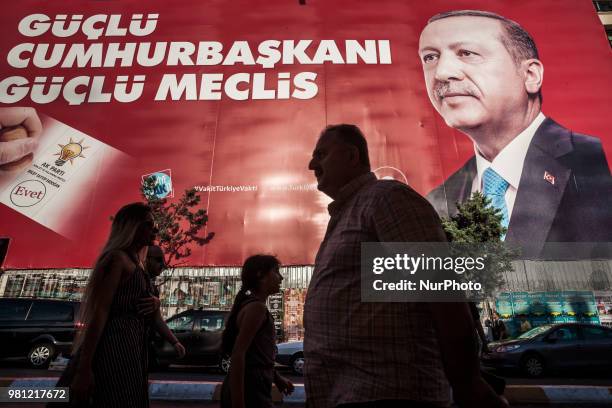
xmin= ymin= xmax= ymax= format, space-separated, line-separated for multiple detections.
xmin=3 ymin=403 xmax=612 ymax=408
xmin=0 ymin=359 xmax=610 ymax=406
xmin=1 ymin=359 xmax=610 ymax=386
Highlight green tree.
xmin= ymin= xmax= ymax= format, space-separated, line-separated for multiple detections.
xmin=442 ymin=191 xmax=516 ymax=298
xmin=141 ymin=176 xmax=214 ymax=274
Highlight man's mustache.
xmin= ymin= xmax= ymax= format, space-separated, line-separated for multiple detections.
xmin=433 ymin=82 xmax=478 ymax=100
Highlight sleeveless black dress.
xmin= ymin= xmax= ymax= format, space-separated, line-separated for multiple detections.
xmin=92 ymin=253 xmax=152 ymax=407
xmin=52 ymin=252 xmax=153 ymax=408
xmin=221 ymin=295 xmax=277 ymax=408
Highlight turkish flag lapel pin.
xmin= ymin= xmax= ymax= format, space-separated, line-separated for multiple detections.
xmin=543 ymin=171 xmax=555 ymax=185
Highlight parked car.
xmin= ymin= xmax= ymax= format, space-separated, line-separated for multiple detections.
xmin=151 ymin=309 xmax=230 ymax=372
xmin=0 ymin=298 xmax=81 ymax=368
xmin=275 ymin=341 xmax=304 ymax=375
xmin=481 ymin=323 xmax=612 ymax=377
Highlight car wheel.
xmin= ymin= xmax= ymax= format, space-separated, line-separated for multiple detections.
xmin=219 ymin=356 xmax=231 ymax=374
xmin=521 ymin=354 xmax=545 ymax=378
xmin=290 ymin=353 xmax=304 ymax=376
xmin=28 ymin=343 xmax=55 ymax=368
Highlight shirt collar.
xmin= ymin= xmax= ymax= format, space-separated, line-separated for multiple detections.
xmin=475 ymin=112 xmax=546 ymax=190
xmin=328 ymin=172 xmax=377 ymax=216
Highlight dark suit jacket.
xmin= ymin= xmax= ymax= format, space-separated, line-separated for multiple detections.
xmin=427 ymin=118 xmax=612 ymax=259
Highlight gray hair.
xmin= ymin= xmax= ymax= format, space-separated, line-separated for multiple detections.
xmin=428 ymin=10 xmax=542 ymax=101
xmin=428 ymin=10 xmax=539 ymax=64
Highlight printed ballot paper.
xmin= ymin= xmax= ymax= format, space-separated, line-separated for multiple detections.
xmin=0 ymin=115 xmax=127 ymax=238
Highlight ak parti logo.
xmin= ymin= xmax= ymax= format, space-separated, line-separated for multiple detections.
xmin=54 ymin=138 xmax=89 ymax=166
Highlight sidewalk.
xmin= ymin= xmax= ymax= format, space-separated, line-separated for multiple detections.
xmin=2 ymin=377 xmax=611 ymax=405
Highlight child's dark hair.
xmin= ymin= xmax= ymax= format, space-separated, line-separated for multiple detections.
xmin=221 ymin=254 xmax=281 ymax=356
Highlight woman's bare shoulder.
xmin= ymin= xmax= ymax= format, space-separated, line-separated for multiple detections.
xmin=237 ymin=300 xmax=267 ymax=323
xmin=98 ymin=250 xmax=134 ymax=273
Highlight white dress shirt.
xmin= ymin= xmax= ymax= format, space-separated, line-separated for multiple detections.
xmin=472 ymin=112 xmax=547 ymax=221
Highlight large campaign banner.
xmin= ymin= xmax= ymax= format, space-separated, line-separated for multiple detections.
xmin=1 ymin=0 xmax=610 ymax=268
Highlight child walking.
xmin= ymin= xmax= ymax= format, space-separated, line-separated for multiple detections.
xmin=221 ymin=255 xmax=294 ymax=408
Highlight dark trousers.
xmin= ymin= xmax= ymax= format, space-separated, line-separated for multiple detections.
xmin=337 ymin=401 xmax=443 ymax=408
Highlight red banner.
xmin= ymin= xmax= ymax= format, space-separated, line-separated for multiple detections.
xmin=1 ymin=0 xmax=610 ymax=268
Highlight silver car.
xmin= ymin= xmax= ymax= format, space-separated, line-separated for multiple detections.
xmin=482 ymin=323 xmax=612 ymax=377
xmin=275 ymin=341 xmax=304 ymax=375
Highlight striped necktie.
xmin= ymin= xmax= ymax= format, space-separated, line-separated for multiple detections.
xmin=482 ymin=167 xmax=510 ymax=238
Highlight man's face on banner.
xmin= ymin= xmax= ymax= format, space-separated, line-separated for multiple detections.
xmin=418 ymin=17 xmax=528 ymax=131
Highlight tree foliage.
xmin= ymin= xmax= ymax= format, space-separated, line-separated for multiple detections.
xmin=442 ymin=191 xmax=506 ymax=243
xmin=442 ymin=192 xmax=516 ymax=297
xmin=141 ymin=176 xmax=214 ymax=269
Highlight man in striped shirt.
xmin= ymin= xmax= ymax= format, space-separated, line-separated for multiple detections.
xmin=303 ymin=124 xmax=508 ymax=408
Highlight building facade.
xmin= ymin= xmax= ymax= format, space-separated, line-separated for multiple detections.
xmin=2 ymin=260 xmax=611 ymax=341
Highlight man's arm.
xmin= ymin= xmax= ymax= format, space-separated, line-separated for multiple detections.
xmin=152 ymin=310 xmax=186 ymax=358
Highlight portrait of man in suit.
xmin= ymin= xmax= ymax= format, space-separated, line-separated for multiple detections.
xmin=418 ymin=10 xmax=612 ymax=258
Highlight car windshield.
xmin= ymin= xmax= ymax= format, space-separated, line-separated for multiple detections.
xmin=518 ymin=325 xmax=553 ymax=339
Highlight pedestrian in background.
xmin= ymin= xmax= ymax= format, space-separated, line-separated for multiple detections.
xmin=469 ymin=302 xmax=490 ymax=355
xmin=470 ymin=303 xmax=506 ymax=396
xmin=520 ymin=318 xmax=532 ymax=334
xmin=141 ymin=244 xmax=187 ymax=371
xmin=144 ymin=245 xmax=165 ymax=298
xmin=483 ymin=319 xmax=494 ymax=343
xmin=492 ymin=312 xmax=508 ymax=340
xmin=221 ymin=255 xmax=294 ymax=408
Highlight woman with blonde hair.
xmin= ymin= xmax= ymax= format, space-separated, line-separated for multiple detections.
xmin=53 ymin=202 xmax=185 ymax=407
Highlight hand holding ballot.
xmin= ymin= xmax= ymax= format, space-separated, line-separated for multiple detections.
xmin=0 ymin=107 xmax=42 ymax=171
